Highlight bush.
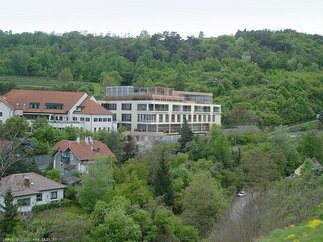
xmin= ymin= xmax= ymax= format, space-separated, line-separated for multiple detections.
xmin=32 ymin=199 xmax=72 ymax=212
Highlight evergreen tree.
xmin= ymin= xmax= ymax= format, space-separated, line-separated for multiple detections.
xmin=153 ymin=153 xmax=174 ymax=206
xmin=0 ymin=190 xmax=19 ymax=239
xmin=178 ymin=118 xmax=194 ymax=153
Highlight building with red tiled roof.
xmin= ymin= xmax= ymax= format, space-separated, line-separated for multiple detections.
xmin=0 ymin=89 xmax=116 ymax=132
xmin=0 ymin=172 xmax=66 ymax=212
xmin=53 ymin=137 xmax=115 ymax=174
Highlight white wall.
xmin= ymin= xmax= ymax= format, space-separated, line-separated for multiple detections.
xmin=0 ymin=189 xmax=65 ymax=213
xmin=0 ymin=102 xmax=14 ymax=124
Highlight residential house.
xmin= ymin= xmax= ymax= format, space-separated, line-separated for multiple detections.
xmin=0 ymin=89 xmax=116 ymax=132
xmin=100 ymin=86 xmax=221 ymax=133
xmin=53 ymin=137 xmax=115 ymax=174
xmin=0 ymin=172 xmax=66 ymax=212
xmin=0 ymin=96 xmax=15 ymax=125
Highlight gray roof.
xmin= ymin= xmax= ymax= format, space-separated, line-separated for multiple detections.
xmin=0 ymin=172 xmax=66 ymax=197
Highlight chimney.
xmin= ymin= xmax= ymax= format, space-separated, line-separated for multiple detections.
xmin=23 ymin=176 xmax=30 ymax=187
xmin=76 ymin=137 xmax=80 ymax=144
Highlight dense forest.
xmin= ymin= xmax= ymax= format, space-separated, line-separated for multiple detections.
xmin=0 ymin=29 xmax=322 ymax=127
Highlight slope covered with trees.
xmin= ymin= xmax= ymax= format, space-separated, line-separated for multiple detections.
xmin=0 ymin=29 xmax=322 ymax=127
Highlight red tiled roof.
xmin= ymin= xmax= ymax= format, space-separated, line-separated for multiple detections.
xmin=0 ymin=172 xmax=66 ymax=197
xmin=0 ymin=96 xmax=14 ymax=109
xmin=75 ymin=97 xmax=113 ymax=115
xmin=53 ymin=139 xmax=115 ymax=161
xmin=3 ymin=89 xmax=87 ymax=114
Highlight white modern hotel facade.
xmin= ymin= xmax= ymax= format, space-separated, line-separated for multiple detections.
xmin=101 ymin=86 xmax=221 ymax=134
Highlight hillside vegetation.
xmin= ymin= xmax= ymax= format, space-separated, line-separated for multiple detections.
xmin=0 ymin=29 xmax=322 ymax=127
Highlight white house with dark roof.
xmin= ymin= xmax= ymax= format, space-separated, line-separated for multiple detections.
xmin=0 ymin=172 xmax=67 ymax=212
xmin=0 ymin=89 xmax=117 ymax=132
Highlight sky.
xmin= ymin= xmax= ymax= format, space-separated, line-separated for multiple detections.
xmin=0 ymin=0 xmax=322 ymax=38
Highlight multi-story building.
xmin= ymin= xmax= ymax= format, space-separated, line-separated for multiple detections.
xmin=0 ymin=89 xmax=116 ymax=132
xmin=101 ymin=86 xmax=221 ymax=133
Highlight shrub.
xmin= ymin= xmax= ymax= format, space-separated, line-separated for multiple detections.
xmin=32 ymin=199 xmax=72 ymax=212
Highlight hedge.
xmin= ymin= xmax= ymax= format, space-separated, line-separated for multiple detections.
xmin=32 ymin=199 xmax=72 ymax=212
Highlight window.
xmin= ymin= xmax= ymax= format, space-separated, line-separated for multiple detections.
xmin=137 ymin=104 xmax=147 ymax=111
xmin=193 ymin=115 xmax=197 ymax=122
xmin=36 ymin=193 xmax=42 ymax=201
xmin=172 ymin=105 xmax=182 ymax=111
xmin=94 ymin=118 xmax=98 ymax=122
xmin=80 ymin=117 xmax=85 ymax=121
xmin=214 ymin=106 xmax=221 ymax=112
xmin=171 ymin=114 xmax=175 ymax=122
xmin=17 ymin=198 xmax=30 ymax=206
xmin=112 ymin=114 xmax=116 ymax=121
xmin=103 ymin=118 xmax=107 ymax=122
xmin=122 ymin=103 xmax=132 ymax=110
xmin=51 ymin=191 xmax=58 ymax=200
xmin=103 ymin=103 xmax=117 ymax=110
xmin=99 ymin=118 xmax=102 ymax=122
xmin=73 ymin=117 xmax=77 ymax=121
xmin=177 ymin=115 xmax=181 ymax=123
xmin=165 ymin=114 xmax=169 ymax=122
xmin=188 ymin=115 xmax=192 ymax=122
xmin=85 ymin=117 xmax=90 ymax=122
xmin=45 ymin=103 xmax=64 ymax=110
xmin=155 ymin=104 xmax=169 ymax=111
xmin=183 ymin=105 xmax=191 ymax=112
xmin=108 ymin=118 xmax=111 ymax=122
xmin=137 ymin=114 xmax=156 ymax=122
xmin=0 ymin=112 xmax=2 ymax=117
xmin=159 ymin=114 xmax=163 ymax=122
xmin=29 ymin=102 xmax=40 ymax=109
xmin=122 ymin=114 xmax=132 ymax=122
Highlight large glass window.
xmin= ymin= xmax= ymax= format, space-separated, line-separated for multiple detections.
xmin=122 ymin=114 xmax=132 ymax=122
xmin=183 ymin=105 xmax=191 ymax=112
xmin=137 ymin=104 xmax=147 ymax=111
xmin=122 ymin=103 xmax=132 ymax=110
xmin=137 ymin=114 xmax=156 ymax=122
xmin=159 ymin=114 xmax=163 ymax=122
xmin=172 ymin=105 xmax=182 ymax=111
xmin=155 ymin=104 xmax=169 ymax=111
xmin=103 ymin=103 xmax=117 ymax=110
xmin=17 ymin=198 xmax=30 ymax=206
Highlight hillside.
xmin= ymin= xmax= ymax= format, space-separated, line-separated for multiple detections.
xmin=0 ymin=29 xmax=322 ymax=127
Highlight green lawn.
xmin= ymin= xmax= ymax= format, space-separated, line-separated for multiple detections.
xmin=259 ymin=220 xmax=323 ymax=242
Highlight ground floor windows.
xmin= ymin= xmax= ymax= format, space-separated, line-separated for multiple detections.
xmin=51 ymin=191 xmax=58 ymax=200
xmin=17 ymin=198 xmax=31 ymax=206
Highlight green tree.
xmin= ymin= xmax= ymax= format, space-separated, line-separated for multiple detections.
xmin=46 ymin=169 xmax=61 ymax=182
xmin=92 ymin=198 xmax=142 ymax=242
xmin=0 ymin=190 xmax=19 ymax=239
xmin=2 ymin=116 xmax=28 ymax=139
xmin=58 ymin=67 xmax=73 ymax=82
xmin=182 ymin=171 xmax=227 ymax=236
xmin=153 ymin=152 xmax=174 ymax=206
xmin=240 ymin=147 xmax=281 ymax=186
xmin=77 ymin=158 xmax=114 ymax=213
xmin=178 ymin=117 xmax=194 ymax=153
xmin=299 ymin=132 xmax=323 ymax=163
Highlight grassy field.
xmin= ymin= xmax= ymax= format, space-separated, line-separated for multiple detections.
xmin=259 ymin=219 xmax=323 ymax=242
xmin=0 ymin=75 xmax=104 ymax=97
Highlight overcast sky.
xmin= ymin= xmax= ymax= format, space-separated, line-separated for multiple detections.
xmin=0 ymin=0 xmax=322 ymax=37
